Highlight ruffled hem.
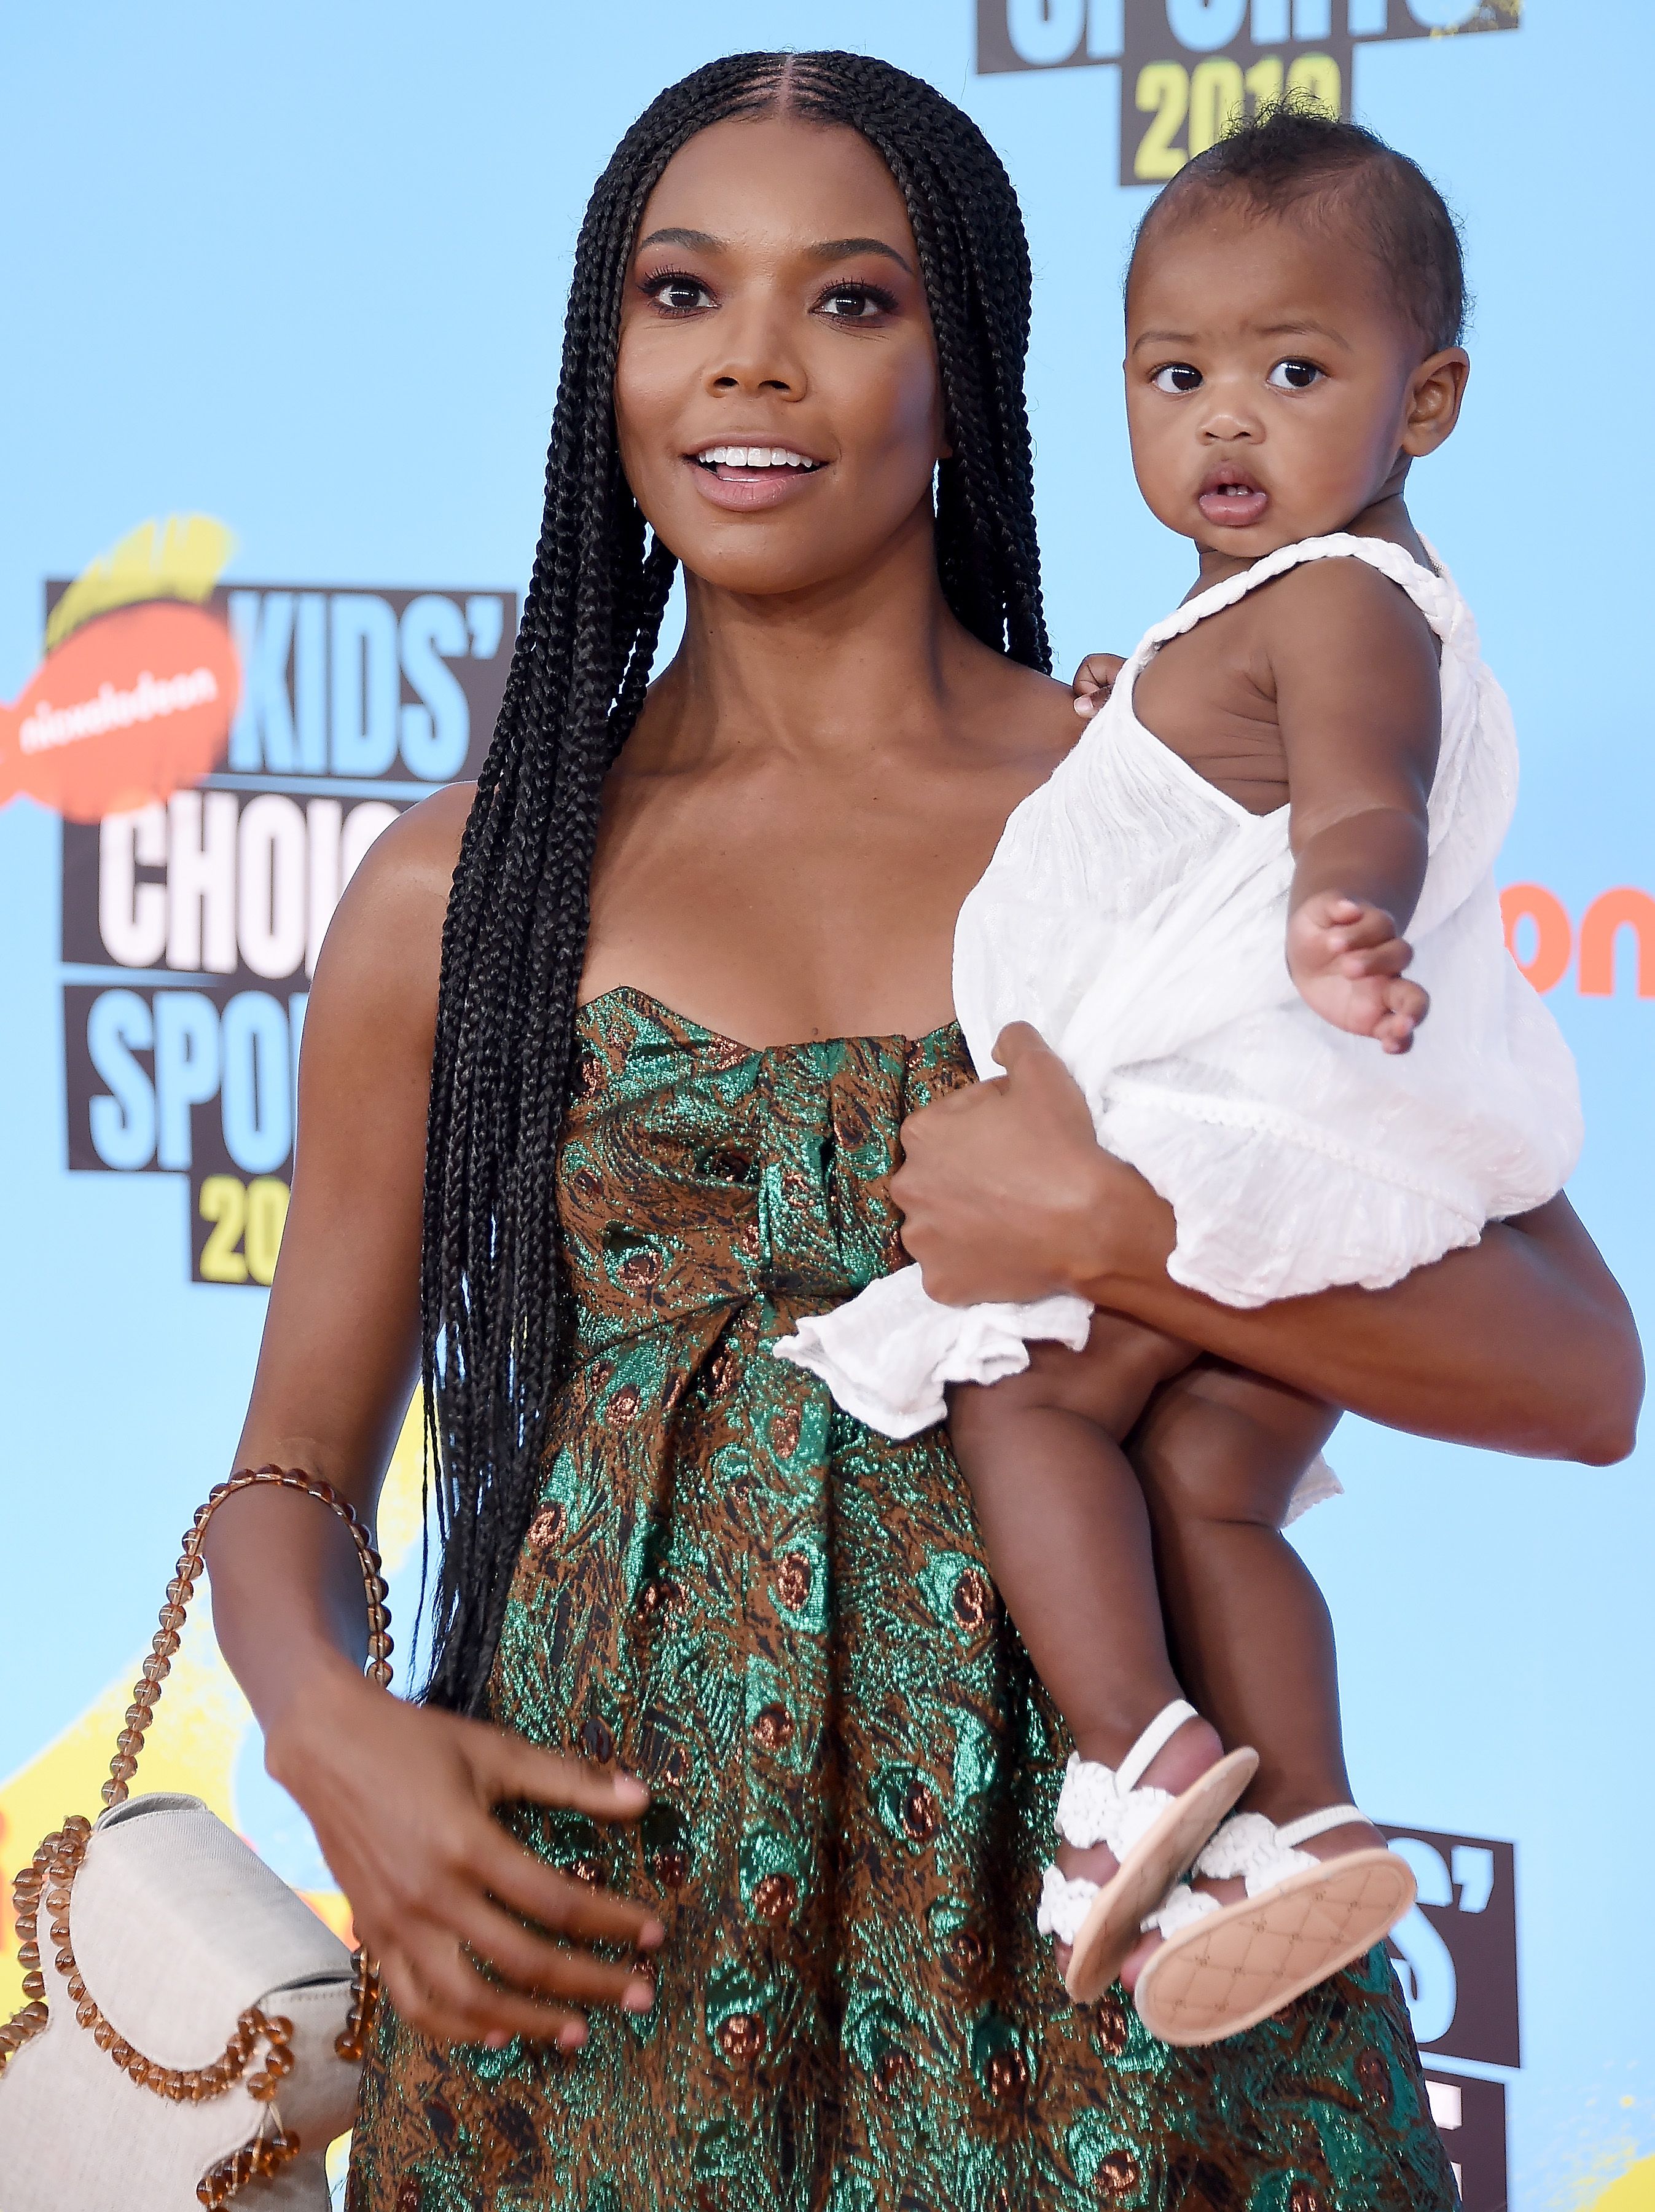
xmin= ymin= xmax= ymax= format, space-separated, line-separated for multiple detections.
xmin=771 ymin=1263 xmax=1093 ymax=1439
xmin=1283 ymin=1452 xmax=1342 ymax=1523
xmin=1101 ymin=1092 xmax=1491 ymax=1309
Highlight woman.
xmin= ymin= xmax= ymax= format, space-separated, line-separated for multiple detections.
xmin=206 ymin=50 xmax=1638 ymax=2210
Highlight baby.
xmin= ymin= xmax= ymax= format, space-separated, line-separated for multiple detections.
xmin=777 ymin=101 xmax=1580 ymax=2045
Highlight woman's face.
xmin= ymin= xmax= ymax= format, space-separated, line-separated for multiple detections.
xmin=615 ymin=114 xmax=949 ymax=598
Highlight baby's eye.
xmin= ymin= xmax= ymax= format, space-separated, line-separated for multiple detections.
xmin=1267 ymin=359 xmax=1324 ymax=391
xmin=644 ymin=272 xmax=714 ymax=314
xmin=1151 ymin=363 xmax=1202 ymax=394
xmin=816 ymin=283 xmax=896 ymax=321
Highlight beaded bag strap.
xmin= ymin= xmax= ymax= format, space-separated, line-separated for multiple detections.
xmin=0 ymin=1467 xmax=391 ymax=2204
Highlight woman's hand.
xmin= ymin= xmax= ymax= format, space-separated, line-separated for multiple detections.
xmin=267 ymin=1661 xmax=663 ymax=2052
xmin=892 ymin=1023 xmax=1127 ymax=1304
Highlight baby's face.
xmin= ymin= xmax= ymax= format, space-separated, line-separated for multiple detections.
xmin=1125 ymin=197 xmax=1440 ymax=559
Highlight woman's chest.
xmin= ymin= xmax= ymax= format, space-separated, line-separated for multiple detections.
xmin=582 ymin=753 xmax=1045 ymax=1045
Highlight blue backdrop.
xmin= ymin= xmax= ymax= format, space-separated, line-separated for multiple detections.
xmin=2 ymin=6 xmax=1649 ymax=2205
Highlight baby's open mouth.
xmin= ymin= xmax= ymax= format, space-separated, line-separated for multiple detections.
xmin=1197 ymin=468 xmax=1268 ymax=528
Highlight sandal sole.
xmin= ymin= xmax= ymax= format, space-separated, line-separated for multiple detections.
xmin=1064 ymin=1747 xmax=1258 ymax=2004
xmin=1132 ymin=1847 xmax=1417 ymax=2045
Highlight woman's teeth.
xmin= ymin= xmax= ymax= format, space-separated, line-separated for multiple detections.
xmin=696 ymin=447 xmax=821 ymax=469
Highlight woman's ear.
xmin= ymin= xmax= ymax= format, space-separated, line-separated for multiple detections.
xmin=1401 ymin=348 xmax=1471 ymax=458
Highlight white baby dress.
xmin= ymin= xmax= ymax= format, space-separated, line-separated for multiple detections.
xmin=774 ymin=533 xmax=1582 ymax=1443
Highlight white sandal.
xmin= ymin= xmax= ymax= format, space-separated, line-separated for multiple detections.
xmin=1035 ymin=1700 xmax=1258 ymax=2004
xmin=1132 ymin=1802 xmax=1417 ymax=2045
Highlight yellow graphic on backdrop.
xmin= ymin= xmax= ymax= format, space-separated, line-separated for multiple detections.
xmin=45 ymin=514 xmax=237 ymax=653
xmin=1592 ymin=2158 xmax=1655 ymax=2209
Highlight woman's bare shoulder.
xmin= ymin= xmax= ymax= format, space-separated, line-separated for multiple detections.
xmin=957 ymin=640 xmax=1084 ymax=772
xmin=366 ymin=779 xmax=476 ymax=885
xmin=308 ymin=782 xmax=475 ymax=1030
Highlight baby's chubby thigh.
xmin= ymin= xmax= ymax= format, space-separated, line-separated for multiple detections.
xmin=947 ymin=1309 xmax=1195 ymax=1449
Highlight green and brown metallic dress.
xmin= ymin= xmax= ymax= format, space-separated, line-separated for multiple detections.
xmin=348 ymin=987 xmax=1455 ymax=2212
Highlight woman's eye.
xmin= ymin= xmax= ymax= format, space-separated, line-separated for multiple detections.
xmin=816 ymin=284 xmax=895 ymax=322
xmin=644 ymin=272 xmax=713 ymax=314
xmin=1151 ymin=363 xmax=1202 ymax=395
xmin=1268 ymin=358 xmax=1324 ymax=391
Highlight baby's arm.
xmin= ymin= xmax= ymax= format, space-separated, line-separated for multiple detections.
xmin=1268 ymin=560 xmax=1441 ymax=1053
xmin=1071 ymin=651 xmax=1126 ymax=718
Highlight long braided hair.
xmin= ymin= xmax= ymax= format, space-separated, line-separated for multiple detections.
xmin=421 ymin=50 xmax=1051 ymax=1712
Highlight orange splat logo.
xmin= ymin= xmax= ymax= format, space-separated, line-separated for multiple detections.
xmin=0 ymin=598 xmax=240 ymax=823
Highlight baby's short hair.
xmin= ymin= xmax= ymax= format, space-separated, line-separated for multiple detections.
xmin=1132 ymin=100 xmax=1466 ymax=355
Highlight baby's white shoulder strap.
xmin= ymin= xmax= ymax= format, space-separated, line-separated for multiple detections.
xmin=1143 ymin=531 xmax=1461 ymax=654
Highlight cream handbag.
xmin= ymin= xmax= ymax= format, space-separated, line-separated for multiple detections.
xmin=0 ymin=1468 xmax=388 ymax=2209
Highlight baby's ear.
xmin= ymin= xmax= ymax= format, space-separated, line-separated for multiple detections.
xmin=1403 ymin=349 xmax=1471 ymax=458
xmin=1071 ymin=652 xmax=1126 ymax=718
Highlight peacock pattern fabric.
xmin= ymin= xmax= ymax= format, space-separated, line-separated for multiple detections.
xmin=346 ymin=988 xmax=1457 ymax=2212
xmin=775 ymin=535 xmax=1582 ymax=1441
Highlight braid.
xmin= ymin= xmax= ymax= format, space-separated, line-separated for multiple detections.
xmin=421 ymin=50 xmax=1049 ymax=1712
xmin=786 ymin=53 xmax=1049 ymax=669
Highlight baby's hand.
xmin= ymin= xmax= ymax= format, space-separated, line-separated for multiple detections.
xmin=1286 ymin=893 xmax=1430 ymax=1054
xmin=1071 ymin=651 xmax=1126 ymax=719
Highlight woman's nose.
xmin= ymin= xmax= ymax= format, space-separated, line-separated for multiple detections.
xmin=705 ymin=300 xmax=805 ymax=399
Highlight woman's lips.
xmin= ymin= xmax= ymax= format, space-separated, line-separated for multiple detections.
xmin=1197 ymin=480 xmax=1269 ymax=529
xmin=685 ymin=446 xmax=828 ymax=512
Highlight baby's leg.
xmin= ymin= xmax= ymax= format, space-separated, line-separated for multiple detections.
xmin=1127 ymin=1363 xmax=1384 ymax=1909
xmin=949 ymin=1317 xmax=1197 ymax=1762
xmin=947 ymin=1317 xmax=1224 ymax=1934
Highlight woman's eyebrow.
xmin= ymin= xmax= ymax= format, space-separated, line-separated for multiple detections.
xmin=635 ymin=226 xmax=915 ymax=277
xmin=638 ymin=226 xmax=721 ymax=252
xmin=808 ymin=236 xmax=914 ymax=275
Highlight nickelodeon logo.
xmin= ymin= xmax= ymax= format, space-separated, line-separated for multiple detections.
xmin=1501 ymin=884 xmax=1654 ymax=999
xmin=47 ymin=529 xmax=517 ymax=1287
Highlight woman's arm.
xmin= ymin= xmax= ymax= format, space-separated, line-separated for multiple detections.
xmin=892 ymin=1024 xmax=1641 ymax=1464
xmin=203 ymin=785 xmax=661 ymax=2050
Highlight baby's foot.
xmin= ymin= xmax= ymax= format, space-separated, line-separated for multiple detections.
xmin=1286 ymin=893 xmax=1429 ymax=1053
xmin=1049 ymin=1712 xmax=1226 ymax=1985
xmin=1117 ymin=1811 xmax=1386 ymax=1994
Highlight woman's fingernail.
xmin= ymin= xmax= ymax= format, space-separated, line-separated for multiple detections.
xmin=624 ymin=1980 xmax=654 ymax=2013
xmin=1073 ymin=697 xmax=1094 ymax=717
xmin=613 ymin=1771 xmax=650 ymax=1806
xmin=558 ymin=2021 xmax=587 ymax=2051
xmin=640 ymin=1918 xmax=666 ymax=1948
xmin=484 ymin=2031 xmax=509 ymax=2050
